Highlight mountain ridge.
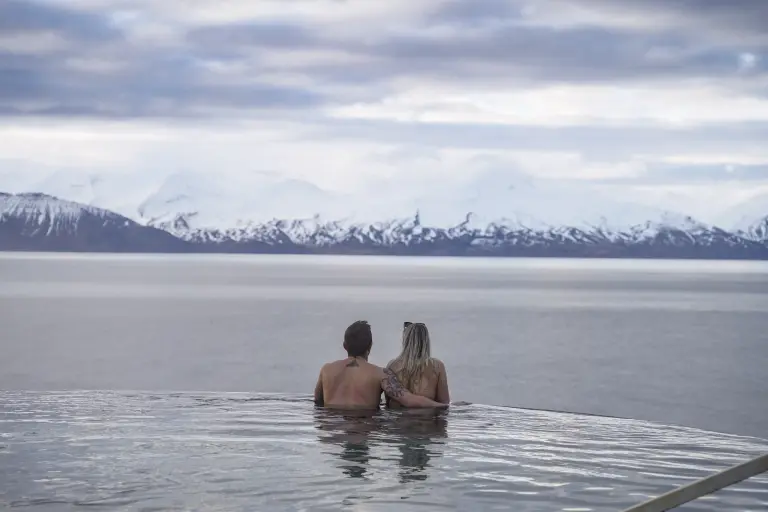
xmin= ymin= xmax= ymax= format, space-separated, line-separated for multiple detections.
xmin=2 ymin=192 xmax=766 ymax=259
xmin=0 ymin=192 xmax=190 ymax=253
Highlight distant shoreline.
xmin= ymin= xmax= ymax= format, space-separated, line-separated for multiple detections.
xmin=1 ymin=248 xmax=767 ymax=261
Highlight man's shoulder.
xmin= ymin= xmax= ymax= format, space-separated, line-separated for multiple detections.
xmin=321 ymin=359 xmax=347 ymax=369
xmin=321 ymin=359 xmax=381 ymax=370
xmin=365 ymin=361 xmax=386 ymax=375
xmin=320 ymin=359 xmax=386 ymax=379
xmin=355 ymin=361 xmax=387 ymax=382
xmin=319 ymin=360 xmax=342 ymax=373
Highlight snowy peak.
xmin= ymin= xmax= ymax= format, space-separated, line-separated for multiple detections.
xmin=1 ymin=191 xmax=116 ymax=218
xmin=715 ymin=193 xmax=768 ymax=233
xmin=738 ymin=215 xmax=768 ymax=243
xmin=0 ymin=192 xmax=121 ymax=236
xmin=135 ymin=170 xmax=344 ymax=229
xmin=0 ymin=192 xmax=188 ymax=252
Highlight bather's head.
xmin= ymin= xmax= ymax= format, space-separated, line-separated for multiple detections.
xmin=344 ymin=320 xmax=373 ymax=359
xmin=386 ymin=322 xmax=436 ymax=391
xmin=401 ymin=322 xmax=431 ymax=361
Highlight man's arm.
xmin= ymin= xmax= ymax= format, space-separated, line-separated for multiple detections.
xmin=381 ymin=368 xmax=447 ymax=408
xmin=314 ymin=368 xmax=324 ymax=406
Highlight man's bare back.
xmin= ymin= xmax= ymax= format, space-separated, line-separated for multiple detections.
xmin=314 ymin=321 xmax=448 ymax=410
xmin=316 ymin=356 xmax=382 ymax=409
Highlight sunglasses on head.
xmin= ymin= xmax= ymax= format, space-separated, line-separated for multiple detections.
xmin=403 ymin=322 xmax=425 ymax=328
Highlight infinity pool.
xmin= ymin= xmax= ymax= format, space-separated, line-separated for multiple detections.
xmin=1 ymin=392 xmax=767 ymax=511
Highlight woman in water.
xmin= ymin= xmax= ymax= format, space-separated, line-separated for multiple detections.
xmin=385 ymin=322 xmax=450 ymax=408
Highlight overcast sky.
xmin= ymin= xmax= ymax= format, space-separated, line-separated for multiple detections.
xmin=1 ymin=0 xmax=767 ymax=221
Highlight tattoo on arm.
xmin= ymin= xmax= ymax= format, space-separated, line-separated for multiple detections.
xmin=382 ymin=368 xmax=406 ymax=399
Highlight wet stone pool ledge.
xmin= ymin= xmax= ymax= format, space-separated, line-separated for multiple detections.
xmin=1 ymin=391 xmax=767 ymax=511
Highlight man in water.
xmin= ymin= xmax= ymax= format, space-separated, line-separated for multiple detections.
xmin=314 ymin=320 xmax=448 ymax=410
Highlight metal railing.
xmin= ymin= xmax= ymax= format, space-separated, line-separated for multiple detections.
xmin=621 ymin=452 xmax=768 ymax=511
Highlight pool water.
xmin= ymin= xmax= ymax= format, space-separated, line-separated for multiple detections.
xmin=2 ymin=391 xmax=766 ymax=511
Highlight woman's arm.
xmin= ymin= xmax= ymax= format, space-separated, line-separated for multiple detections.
xmin=436 ymin=360 xmax=450 ymax=404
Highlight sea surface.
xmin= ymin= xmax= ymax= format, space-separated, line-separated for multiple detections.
xmin=1 ymin=253 xmax=767 ymax=511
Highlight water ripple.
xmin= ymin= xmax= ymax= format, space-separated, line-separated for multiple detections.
xmin=1 ymin=391 xmax=766 ymax=511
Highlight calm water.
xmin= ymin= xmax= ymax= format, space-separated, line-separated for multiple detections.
xmin=2 ymin=392 xmax=768 ymax=511
xmin=1 ymin=253 xmax=767 ymax=510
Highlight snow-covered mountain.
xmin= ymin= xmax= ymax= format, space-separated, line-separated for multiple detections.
xmin=134 ymin=171 xmax=350 ymax=228
xmin=737 ymin=215 xmax=768 ymax=243
xmin=0 ymin=168 xmax=703 ymax=229
xmin=0 ymin=192 xmax=188 ymax=252
xmin=1 ymin=191 xmax=766 ymax=258
xmin=135 ymin=169 xmax=766 ymax=255
xmin=715 ymin=193 xmax=768 ymax=244
xmin=1 ymin=169 xmax=766 ymax=258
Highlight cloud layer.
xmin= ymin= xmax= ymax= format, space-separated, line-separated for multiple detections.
xmin=1 ymin=0 xmax=767 ymax=222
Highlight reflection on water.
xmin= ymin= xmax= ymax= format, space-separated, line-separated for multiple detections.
xmin=392 ymin=411 xmax=448 ymax=484
xmin=315 ymin=408 xmax=449 ymax=482
xmin=315 ymin=409 xmax=378 ymax=479
xmin=1 ymin=391 xmax=767 ymax=511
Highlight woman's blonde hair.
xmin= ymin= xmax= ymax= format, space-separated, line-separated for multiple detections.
xmin=387 ymin=323 xmax=437 ymax=391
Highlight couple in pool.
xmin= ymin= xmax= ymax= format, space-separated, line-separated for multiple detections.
xmin=314 ymin=320 xmax=450 ymax=409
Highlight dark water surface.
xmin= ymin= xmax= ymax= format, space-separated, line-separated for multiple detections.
xmin=1 ymin=254 xmax=767 ymax=510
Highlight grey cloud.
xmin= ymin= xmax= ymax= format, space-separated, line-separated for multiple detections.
xmin=0 ymin=57 xmax=50 ymax=101
xmin=179 ymin=4 xmax=766 ymax=88
xmin=0 ymin=0 xmax=120 ymax=41
xmin=368 ymin=0 xmax=768 ymax=83
xmin=365 ymin=27 xmax=711 ymax=83
xmin=429 ymin=0 xmax=524 ymax=25
xmin=431 ymin=0 xmax=768 ymax=38
xmin=188 ymin=22 xmax=318 ymax=51
xmin=416 ymin=0 xmax=768 ymax=86
xmin=0 ymin=3 xmax=327 ymax=118
xmin=0 ymin=50 xmax=325 ymax=118
xmin=1 ymin=0 xmax=767 ymax=121
xmin=185 ymin=23 xmax=765 ymax=92
xmin=0 ymin=78 xmax=325 ymax=119
xmin=581 ymin=0 xmax=768 ymax=35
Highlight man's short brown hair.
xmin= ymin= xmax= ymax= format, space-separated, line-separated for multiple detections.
xmin=344 ymin=320 xmax=372 ymax=357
